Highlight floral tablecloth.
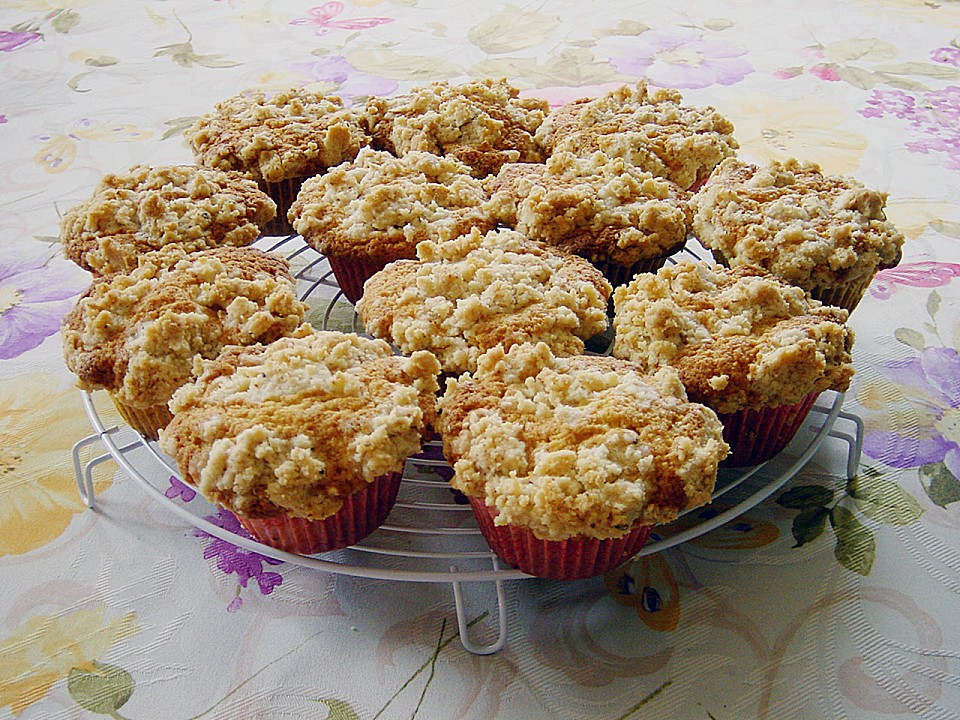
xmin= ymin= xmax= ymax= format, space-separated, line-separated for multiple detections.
xmin=3 ymin=1 xmax=960 ymax=718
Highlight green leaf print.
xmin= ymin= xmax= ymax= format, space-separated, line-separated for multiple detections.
xmin=791 ymin=506 xmax=830 ymax=547
xmin=51 ymin=9 xmax=81 ymax=34
xmin=67 ymin=661 xmax=134 ymax=717
xmin=919 ymin=461 xmax=960 ymax=508
xmin=831 ymin=506 xmax=876 ymax=576
xmin=776 ymin=485 xmax=834 ymax=509
xmin=316 ymin=698 xmax=362 ymax=720
xmin=847 ymin=471 xmax=924 ymax=525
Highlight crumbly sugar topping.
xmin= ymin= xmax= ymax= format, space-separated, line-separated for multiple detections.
xmin=487 ymin=150 xmax=691 ymax=264
xmin=691 ymin=158 xmax=904 ymax=288
xmin=60 ymin=164 xmax=277 ymax=275
xmin=61 ymin=246 xmax=308 ymax=408
xmin=185 ymin=88 xmax=369 ymax=183
xmin=612 ymin=260 xmax=855 ymax=413
xmin=535 ymin=82 xmax=738 ymax=190
xmin=289 ymin=148 xmax=495 ymax=262
xmin=363 ymin=78 xmax=549 ymax=176
xmin=439 ymin=343 xmax=727 ymax=540
xmin=160 ymin=332 xmax=441 ymax=520
xmin=356 ymin=228 xmax=611 ymax=373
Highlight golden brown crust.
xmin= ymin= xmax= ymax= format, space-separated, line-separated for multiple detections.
xmin=159 ymin=332 xmax=441 ymax=520
xmin=185 ymin=88 xmax=369 ymax=183
xmin=60 ymin=165 xmax=277 ymax=275
xmin=487 ymin=151 xmax=692 ymax=265
xmin=691 ymin=157 xmax=905 ymax=289
xmin=612 ymin=260 xmax=855 ymax=413
xmin=362 ymin=78 xmax=549 ymax=177
xmin=289 ymin=149 xmax=496 ymax=263
xmin=536 ymin=82 xmax=738 ymax=190
xmin=438 ymin=343 xmax=727 ymax=540
xmin=356 ymin=228 xmax=611 ymax=374
xmin=61 ymin=246 xmax=308 ymax=409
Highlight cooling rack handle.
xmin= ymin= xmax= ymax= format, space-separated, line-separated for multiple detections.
xmin=450 ymin=559 xmax=509 ymax=655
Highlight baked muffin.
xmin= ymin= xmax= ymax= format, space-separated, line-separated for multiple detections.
xmin=356 ymin=227 xmax=611 ymax=374
xmin=613 ymin=260 xmax=855 ymax=466
xmin=690 ymin=157 xmax=905 ymax=312
xmin=61 ymin=164 xmax=276 ymax=276
xmin=363 ymin=78 xmax=549 ymax=177
xmin=160 ymin=331 xmax=441 ymax=554
xmin=439 ymin=342 xmax=728 ymax=579
xmin=61 ymin=246 xmax=308 ymax=439
xmin=185 ymin=88 xmax=369 ymax=235
xmin=535 ymin=82 xmax=738 ymax=191
xmin=487 ymin=150 xmax=692 ymax=287
xmin=289 ymin=148 xmax=495 ymax=303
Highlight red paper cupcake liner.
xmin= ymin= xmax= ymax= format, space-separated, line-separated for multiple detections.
xmin=236 ymin=471 xmax=402 ymax=554
xmin=468 ymin=497 xmax=653 ymax=580
xmin=717 ymin=391 xmax=820 ymax=467
xmin=326 ymin=256 xmax=390 ymax=304
xmin=260 ymin=177 xmax=305 ymax=237
xmin=807 ymin=278 xmax=872 ymax=314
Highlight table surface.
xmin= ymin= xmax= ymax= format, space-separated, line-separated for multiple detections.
xmin=3 ymin=1 xmax=960 ymax=718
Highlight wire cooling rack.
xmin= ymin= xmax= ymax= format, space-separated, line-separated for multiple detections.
xmin=72 ymin=234 xmax=865 ymax=654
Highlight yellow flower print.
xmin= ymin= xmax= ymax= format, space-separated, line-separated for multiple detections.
xmin=0 ymin=374 xmax=111 ymax=556
xmin=0 ymin=606 xmax=138 ymax=716
xmin=726 ymin=96 xmax=867 ymax=174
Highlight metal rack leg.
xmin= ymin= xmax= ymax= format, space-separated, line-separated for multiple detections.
xmin=72 ymin=433 xmax=107 ymax=510
xmin=450 ymin=558 xmax=509 ymax=655
xmin=827 ymin=410 xmax=865 ymax=480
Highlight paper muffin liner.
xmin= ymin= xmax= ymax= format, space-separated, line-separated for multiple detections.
xmin=806 ymin=277 xmax=873 ymax=313
xmin=716 ymin=391 xmax=820 ymax=467
xmin=259 ymin=177 xmax=305 ymax=237
xmin=593 ymin=239 xmax=687 ymax=291
xmin=110 ymin=395 xmax=173 ymax=441
xmin=326 ymin=256 xmax=390 ymax=305
xmin=468 ymin=497 xmax=653 ymax=580
xmin=235 ymin=471 xmax=402 ymax=554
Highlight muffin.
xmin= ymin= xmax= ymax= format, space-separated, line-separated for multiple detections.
xmin=61 ymin=164 xmax=277 ymax=276
xmin=356 ymin=227 xmax=611 ymax=375
xmin=159 ymin=331 xmax=442 ymax=554
xmin=439 ymin=342 xmax=728 ymax=579
xmin=289 ymin=148 xmax=495 ymax=303
xmin=690 ymin=158 xmax=905 ymax=312
xmin=61 ymin=246 xmax=309 ymax=439
xmin=185 ymin=88 xmax=369 ymax=235
xmin=612 ymin=260 xmax=855 ymax=466
xmin=535 ymin=82 xmax=738 ymax=191
xmin=363 ymin=78 xmax=550 ymax=177
xmin=487 ymin=150 xmax=692 ymax=287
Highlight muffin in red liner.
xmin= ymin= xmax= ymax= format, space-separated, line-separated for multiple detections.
xmin=717 ymin=391 xmax=820 ymax=468
xmin=236 ymin=472 xmax=402 ymax=554
xmin=469 ymin=497 xmax=653 ymax=580
xmin=325 ymin=256 xmax=390 ymax=305
xmin=440 ymin=343 xmax=727 ymax=581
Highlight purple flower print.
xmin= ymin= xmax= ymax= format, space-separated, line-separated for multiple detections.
xmin=194 ymin=509 xmax=284 ymax=611
xmin=932 ymin=46 xmax=960 ymax=68
xmin=861 ymin=86 xmax=960 ymax=170
xmin=0 ymin=30 xmax=41 ymax=52
xmin=165 ymin=476 xmax=196 ymax=502
xmin=0 ymin=247 xmax=87 ymax=360
xmin=291 ymin=55 xmax=398 ymax=104
xmin=609 ymin=30 xmax=753 ymax=89
xmin=863 ymin=347 xmax=960 ymax=481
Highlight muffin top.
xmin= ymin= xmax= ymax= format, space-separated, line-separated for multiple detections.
xmin=363 ymin=78 xmax=550 ymax=176
xmin=356 ymin=227 xmax=611 ymax=374
xmin=612 ymin=260 xmax=855 ymax=413
xmin=61 ymin=246 xmax=308 ymax=409
xmin=160 ymin=332 xmax=440 ymax=520
xmin=185 ymin=88 xmax=369 ymax=183
xmin=487 ymin=150 xmax=692 ymax=265
xmin=691 ymin=158 xmax=905 ymax=289
xmin=535 ymin=82 xmax=738 ymax=190
xmin=439 ymin=342 xmax=728 ymax=540
xmin=60 ymin=164 xmax=277 ymax=275
xmin=289 ymin=148 xmax=495 ymax=263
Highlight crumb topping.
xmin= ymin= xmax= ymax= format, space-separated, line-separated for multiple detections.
xmin=61 ymin=246 xmax=308 ymax=408
xmin=536 ymin=82 xmax=738 ymax=190
xmin=160 ymin=332 xmax=441 ymax=520
xmin=439 ymin=343 xmax=727 ymax=540
xmin=612 ymin=260 xmax=855 ymax=413
xmin=488 ymin=150 xmax=692 ymax=265
xmin=691 ymin=158 xmax=905 ymax=288
xmin=289 ymin=148 xmax=495 ymax=262
xmin=60 ymin=164 xmax=277 ymax=275
xmin=363 ymin=78 xmax=549 ymax=176
xmin=185 ymin=88 xmax=369 ymax=183
xmin=356 ymin=228 xmax=611 ymax=373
